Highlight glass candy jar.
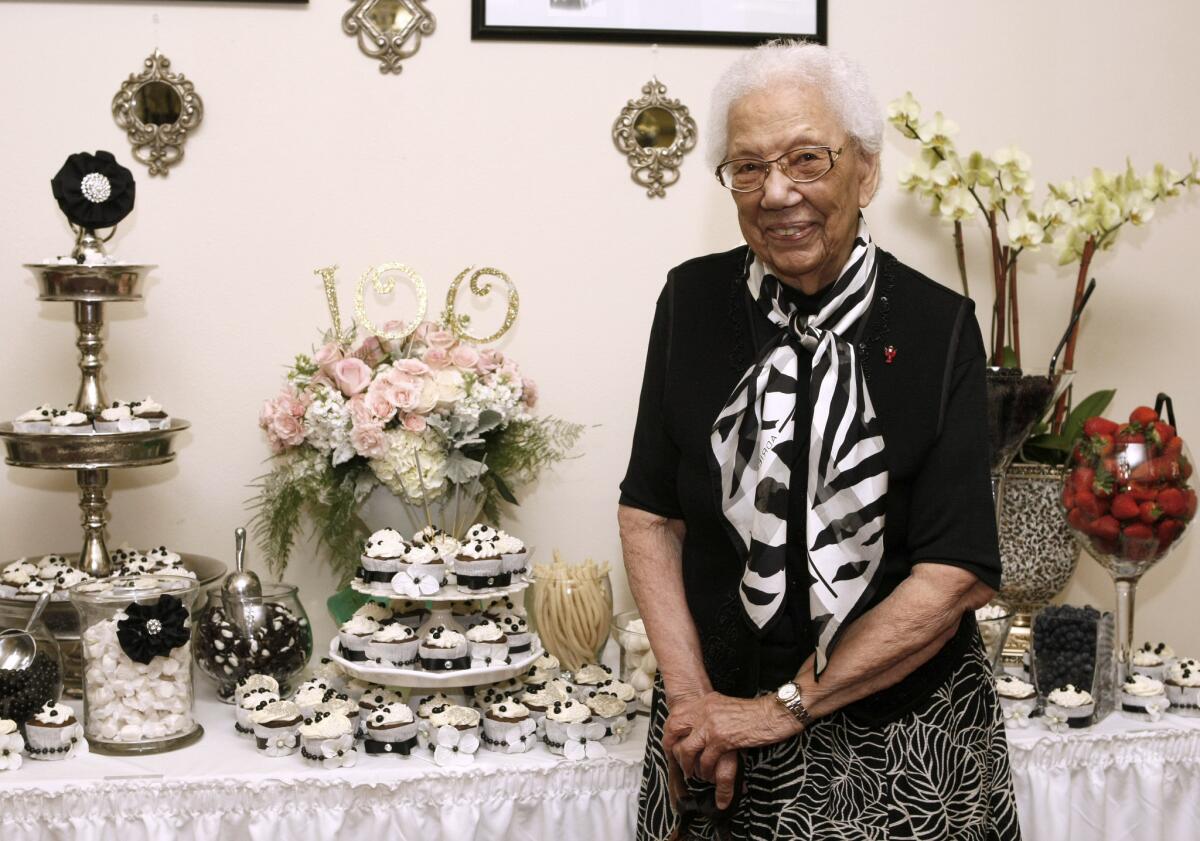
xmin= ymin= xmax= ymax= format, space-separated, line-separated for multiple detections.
xmin=0 ymin=600 xmax=64 ymax=725
xmin=71 ymin=575 xmax=202 ymax=755
xmin=611 ymin=610 xmax=655 ymax=713
xmin=191 ymin=582 xmax=313 ymax=703
xmin=529 ymin=561 xmax=613 ymax=673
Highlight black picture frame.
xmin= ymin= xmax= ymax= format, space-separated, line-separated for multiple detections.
xmin=471 ymin=0 xmax=826 ymax=47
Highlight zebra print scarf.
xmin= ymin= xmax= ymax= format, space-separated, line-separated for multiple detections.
xmin=710 ymin=220 xmax=887 ymax=676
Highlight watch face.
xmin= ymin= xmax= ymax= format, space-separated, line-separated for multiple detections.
xmin=777 ymin=683 xmax=798 ymax=702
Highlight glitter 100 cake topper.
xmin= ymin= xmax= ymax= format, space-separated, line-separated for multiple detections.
xmin=313 ymin=262 xmax=520 ymax=346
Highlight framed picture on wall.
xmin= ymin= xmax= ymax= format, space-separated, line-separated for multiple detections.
xmin=471 ymin=0 xmax=826 ymax=47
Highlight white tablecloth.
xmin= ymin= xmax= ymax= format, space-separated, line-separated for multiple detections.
xmin=1006 ymin=713 xmax=1200 ymax=841
xmin=1 ymin=685 xmax=647 ymax=841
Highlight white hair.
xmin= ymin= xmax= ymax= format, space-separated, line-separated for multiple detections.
xmin=707 ymin=40 xmax=884 ymax=170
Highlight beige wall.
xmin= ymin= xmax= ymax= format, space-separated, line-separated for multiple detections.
xmin=1 ymin=1 xmax=1197 ymax=656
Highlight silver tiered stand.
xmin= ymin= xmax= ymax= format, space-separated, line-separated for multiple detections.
xmin=0 ymin=232 xmax=224 ymax=695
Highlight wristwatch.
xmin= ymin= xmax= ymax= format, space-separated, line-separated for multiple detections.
xmin=773 ymin=681 xmax=814 ymax=729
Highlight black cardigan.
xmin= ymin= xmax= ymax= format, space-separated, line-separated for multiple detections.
xmin=619 ymin=245 xmax=1000 ymax=725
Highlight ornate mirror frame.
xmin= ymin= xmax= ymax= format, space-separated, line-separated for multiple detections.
xmin=612 ymin=78 xmax=698 ymax=198
xmin=343 ymin=0 xmax=436 ymax=74
xmin=111 ymin=50 xmax=203 ymax=177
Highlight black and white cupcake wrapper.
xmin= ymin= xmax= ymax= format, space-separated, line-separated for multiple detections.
xmin=253 ymin=723 xmax=301 ymax=757
xmin=366 ymin=639 xmax=420 ymax=666
xmin=1166 ymin=684 xmax=1200 ymax=716
xmin=482 ymin=717 xmax=537 ymax=753
xmin=24 ymin=722 xmax=87 ymax=761
xmin=1119 ymin=693 xmax=1170 ymax=721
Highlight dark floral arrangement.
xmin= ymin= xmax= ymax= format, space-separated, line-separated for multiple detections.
xmin=116 ymin=593 xmax=190 ymax=664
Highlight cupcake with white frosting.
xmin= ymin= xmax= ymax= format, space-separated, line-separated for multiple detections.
xmin=131 ymin=397 xmax=171 ymax=430
xmin=24 ymin=702 xmax=86 ymax=760
xmin=352 ymin=601 xmax=394 ymax=626
xmin=523 ymin=653 xmax=562 ymax=690
xmin=359 ymin=529 xmax=407 ymax=590
xmin=494 ymin=531 xmax=529 ymax=576
xmin=93 ymin=402 xmax=132 ymax=433
xmin=391 ymin=600 xmax=428 ymax=630
xmin=994 ymin=674 xmax=1038 ymax=728
xmin=466 ymin=619 xmax=510 ymax=668
xmin=308 ymin=658 xmax=347 ymax=692
xmin=482 ymin=700 xmax=537 ymax=753
xmin=572 ymin=663 xmax=614 ymax=701
xmin=358 ymin=686 xmax=405 ymax=718
xmin=484 ymin=595 xmax=526 ymax=619
xmin=587 ymin=693 xmax=631 ymax=744
xmin=1165 ymin=658 xmax=1200 ymax=715
xmin=1044 ymin=685 xmax=1095 ymax=731
xmin=1131 ymin=647 xmax=1167 ymax=682
xmin=542 ymin=698 xmax=593 ymax=755
xmin=411 ymin=525 xmax=460 ymax=560
xmin=595 ymin=678 xmax=639 ymax=720
xmin=454 ymin=538 xmax=507 ymax=590
xmin=237 ymin=687 xmax=281 ymax=734
xmin=13 ymin=404 xmax=56 ymax=433
xmin=315 ymin=694 xmax=360 ymax=733
xmin=451 ymin=600 xmax=485 ymax=630
xmin=394 ymin=542 xmax=447 ymax=593
xmin=414 ymin=692 xmax=456 ymax=728
xmin=1119 ymin=673 xmax=1171 ymax=721
xmin=520 ymin=683 xmax=569 ymax=728
xmin=0 ymin=560 xmax=38 ymax=598
xmin=298 ymin=712 xmax=357 ymax=768
xmin=235 ymin=673 xmax=280 ymax=707
xmin=366 ymin=622 xmax=419 ymax=667
xmin=293 ymin=682 xmax=332 ymax=720
xmin=50 ymin=410 xmax=92 ymax=435
xmin=337 ymin=615 xmax=381 ymax=662
xmin=464 ymin=523 xmax=500 ymax=544
xmin=497 ymin=613 xmax=533 ymax=654
xmin=472 ymin=684 xmax=509 ymax=709
xmin=418 ymin=626 xmax=469 ymax=671
xmin=364 ymin=701 xmax=418 ymax=756
xmin=250 ymin=700 xmax=303 ymax=757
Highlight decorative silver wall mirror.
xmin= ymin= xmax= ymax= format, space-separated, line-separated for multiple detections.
xmin=343 ymin=0 xmax=436 ymax=74
xmin=112 ymin=51 xmax=203 ymax=177
xmin=612 ymin=78 xmax=697 ymax=198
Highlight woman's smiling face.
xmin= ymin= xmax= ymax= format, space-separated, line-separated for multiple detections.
xmin=725 ymin=83 xmax=879 ymax=293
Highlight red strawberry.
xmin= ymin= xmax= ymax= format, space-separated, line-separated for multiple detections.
xmin=1116 ymin=427 xmax=1146 ymax=445
xmin=1138 ymin=501 xmax=1163 ymax=524
xmin=1132 ymin=457 xmax=1182 ymax=484
xmin=1088 ymin=433 xmax=1116 ymax=458
xmin=1148 ymin=421 xmax=1176 ymax=451
xmin=1074 ymin=489 xmax=1106 ymax=518
xmin=1067 ymin=507 xmax=1094 ymax=533
xmin=1090 ymin=515 xmax=1121 ymax=542
xmin=1110 ymin=493 xmax=1140 ymax=520
xmin=1164 ymin=437 xmax=1184 ymax=458
xmin=1185 ymin=489 xmax=1197 ymax=520
xmin=1130 ymin=482 xmax=1160 ymax=502
xmin=1158 ymin=487 xmax=1187 ymax=517
xmin=1061 ymin=486 xmax=1075 ymax=510
xmin=1092 ymin=464 xmax=1116 ymax=498
xmin=1083 ymin=417 xmax=1119 ymax=437
xmin=1071 ymin=467 xmax=1096 ymax=491
xmin=1130 ymin=406 xmax=1159 ymax=427
xmin=1157 ymin=518 xmax=1186 ymax=548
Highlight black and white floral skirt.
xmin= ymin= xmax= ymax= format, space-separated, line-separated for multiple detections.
xmin=637 ymin=636 xmax=1021 ymax=840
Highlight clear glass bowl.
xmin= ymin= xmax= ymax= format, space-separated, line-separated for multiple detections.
xmin=71 ymin=575 xmax=202 ymax=754
xmin=974 ymin=606 xmax=1014 ymax=674
xmin=611 ymin=609 xmax=655 ymax=713
xmin=528 ymin=566 xmax=612 ymax=673
xmin=0 ymin=601 xmax=64 ymax=725
xmin=192 ymin=582 xmax=313 ymax=703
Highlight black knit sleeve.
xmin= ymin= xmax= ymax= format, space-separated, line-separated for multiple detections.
xmin=904 ymin=300 xmax=1002 ymax=589
xmin=618 ymin=279 xmax=684 ymax=520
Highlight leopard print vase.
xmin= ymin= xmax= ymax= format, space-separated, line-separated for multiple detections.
xmin=997 ymin=462 xmax=1080 ymax=613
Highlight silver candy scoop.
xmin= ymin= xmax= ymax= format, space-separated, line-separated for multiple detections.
xmin=222 ymin=527 xmax=265 ymax=637
xmin=0 ymin=591 xmax=52 ymax=671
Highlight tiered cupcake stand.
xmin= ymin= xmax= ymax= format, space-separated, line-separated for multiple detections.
xmin=0 ymin=232 xmax=224 ymax=692
xmin=330 ymin=577 xmax=543 ymax=689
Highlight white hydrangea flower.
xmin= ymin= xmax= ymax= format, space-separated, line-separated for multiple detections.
xmin=369 ymin=428 xmax=448 ymax=502
xmin=303 ymin=386 xmax=355 ymax=466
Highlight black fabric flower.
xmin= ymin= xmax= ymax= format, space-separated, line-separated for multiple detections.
xmin=116 ymin=593 xmax=190 ymax=664
xmin=50 ymin=151 xmax=136 ymax=230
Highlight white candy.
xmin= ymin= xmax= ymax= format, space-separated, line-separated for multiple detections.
xmin=143 ymin=722 xmax=166 ymax=740
xmin=161 ymin=658 xmax=180 ymax=677
xmin=118 ymin=723 xmax=142 ymax=741
xmin=154 ymin=682 xmax=176 ymax=699
xmin=639 ymin=651 xmax=657 ymax=673
xmin=98 ymin=721 xmax=119 ymax=740
xmin=631 ymin=670 xmax=653 ymax=692
xmin=638 ymin=689 xmax=654 ymax=707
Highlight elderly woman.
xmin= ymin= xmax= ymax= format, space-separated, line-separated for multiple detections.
xmin=618 ymin=42 xmax=1020 ymax=841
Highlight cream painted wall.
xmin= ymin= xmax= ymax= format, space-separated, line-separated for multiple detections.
xmin=0 ymin=1 xmax=1197 ymax=657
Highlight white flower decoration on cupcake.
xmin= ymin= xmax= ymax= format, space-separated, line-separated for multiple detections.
xmin=0 ymin=720 xmax=23 ymax=771
xmin=502 ymin=721 xmax=538 ymax=753
xmin=391 ymin=570 xmax=440 ymax=599
xmin=562 ymin=721 xmax=607 ymax=761
xmin=433 ymin=724 xmax=480 ymax=767
xmin=320 ymin=733 xmax=358 ymax=769
xmin=265 ymin=732 xmax=299 ymax=757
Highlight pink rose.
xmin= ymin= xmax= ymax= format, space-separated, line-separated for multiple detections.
xmin=450 ymin=345 xmax=480 ymax=371
xmin=500 ymin=360 xmax=521 ymax=379
xmin=477 ymin=348 xmax=504 ymax=373
xmin=331 ymin=358 xmax=373 ymax=396
xmin=379 ymin=369 xmax=422 ymax=412
xmin=310 ymin=372 xmax=336 ymax=392
xmin=260 ymin=388 xmax=308 ymax=452
xmin=365 ymin=381 xmax=398 ymax=422
xmin=394 ymin=358 xmax=432 ymax=377
xmin=402 ymin=413 xmax=427 ymax=433
xmin=271 ymin=412 xmax=305 ymax=449
xmin=346 ymin=394 xmax=374 ymax=426
xmin=413 ymin=321 xmax=436 ymax=343
xmin=422 ymin=347 xmax=451 ymax=369
xmin=313 ymin=342 xmax=344 ymax=371
xmin=522 ymin=377 xmax=539 ymax=409
xmin=425 ymin=327 xmax=456 ymax=350
xmin=350 ymin=421 xmax=389 ymax=459
xmin=351 ymin=336 xmax=387 ymax=368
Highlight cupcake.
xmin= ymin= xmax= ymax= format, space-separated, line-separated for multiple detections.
xmin=1131 ymin=647 xmax=1167 ymax=682
xmin=451 ymin=600 xmax=485 ymax=630
xmin=463 ymin=523 xmax=500 ymax=544
xmin=595 ymin=678 xmax=639 ymax=720
xmin=366 ymin=623 xmax=419 ymax=666
xmin=414 ymin=692 xmax=455 ymax=731
xmin=353 ymin=601 xmax=395 ymax=626
xmin=12 ymin=404 xmax=55 ymax=433
xmin=498 ymin=613 xmax=532 ymax=654
xmin=235 ymin=673 xmax=280 ymax=707
xmin=249 ymin=700 xmax=303 ymax=757
xmin=466 ymin=619 xmax=510 ymax=668
xmin=0 ymin=719 xmax=24 ymax=771
xmin=1142 ymin=641 xmax=1177 ymax=667
xmin=523 ymin=653 xmax=562 ymax=690
xmin=50 ymin=410 xmax=93 ymax=434
xmin=0 ymin=560 xmax=38 ymax=597
xmin=358 ymin=687 xmax=405 ymax=719
xmin=572 ymin=663 xmax=614 ymax=701
xmin=24 ymin=702 xmax=86 ymax=760
xmin=454 ymin=539 xmax=508 ymax=590
xmin=337 ymin=615 xmax=381 ymax=661
xmin=994 ymin=674 xmax=1038 ymax=728
xmin=587 ymin=693 xmax=631 ymax=744
xmin=472 ymin=684 xmax=509 ymax=709
xmin=54 ymin=568 xmax=92 ymax=593
xmin=237 ymin=687 xmax=280 ymax=733
xmin=94 ymin=402 xmax=132 ymax=433
xmin=519 ymin=685 xmax=566 ymax=730
xmin=482 ymin=700 xmax=537 ymax=754
xmin=392 ymin=600 xmax=428 ymax=630
xmin=359 ymin=528 xmax=407 ymax=590
xmin=1165 ymin=658 xmax=1200 ymax=715
xmin=542 ymin=698 xmax=593 ymax=756
xmin=1119 ymin=673 xmax=1171 ymax=721
xmin=418 ymin=626 xmax=470 ymax=671
xmin=17 ymin=578 xmax=55 ymax=598
xmin=494 ymin=531 xmax=529 ymax=576
xmin=1044 ymin=685 xmax=1095 ymax=731
xmin=426 ymin=705 xmax=482 ymax=765
xmin=411 ymin=525 xmax=461 ymax=559
xmin=308 ymin=658 xmax=347 ymax=692
xmin=342 ymin=678 xmax=374 ymax=703
xmin=363 ymin=701 xmax=418 ymax=756
xmin=394 ymin=542 xmax=447 ymax=594
xmin=314 ymin=695 xmax=360 ymax=734
xmin=131 ymin=397 xmax=171 ymax=430
xmin=484 ymin=595 xmax=526 ymax=619
xmin=428 ymin=704 xmax=481 ymax=735
xmin=298 ymin=712 xmax=357 ymax=768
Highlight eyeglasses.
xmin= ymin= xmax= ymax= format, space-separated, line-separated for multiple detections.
xmin=715 ymin=146 xmax=843 ymax=193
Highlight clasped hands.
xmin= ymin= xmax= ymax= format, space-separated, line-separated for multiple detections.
xmin=662 ymin=689 xmax=805 ymax=810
